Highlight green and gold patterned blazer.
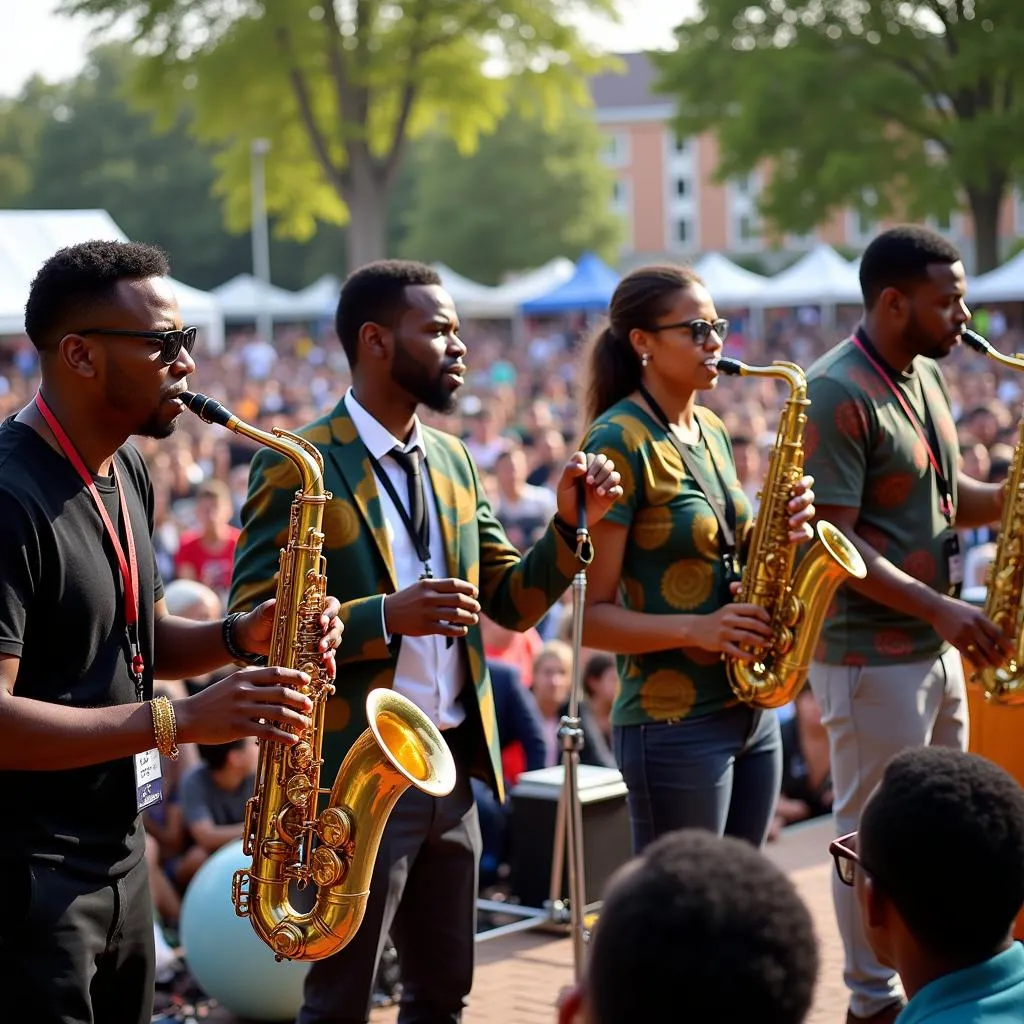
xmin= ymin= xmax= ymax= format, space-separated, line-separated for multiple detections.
xmin=229 ymin=396 xmax=584 ymax=801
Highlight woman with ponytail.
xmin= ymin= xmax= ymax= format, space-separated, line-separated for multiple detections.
xmin=579 ymin=264 xmax=816 ymax=852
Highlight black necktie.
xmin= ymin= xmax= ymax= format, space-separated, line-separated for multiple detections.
xmin=390 ymin=446 xmax=427 ymax=551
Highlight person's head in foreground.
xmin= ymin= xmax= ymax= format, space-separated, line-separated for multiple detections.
xmin=558 ymin=828 xmax=819 ymax=1024
xmin=830 ymin=746 xmax=1024 ymax=1002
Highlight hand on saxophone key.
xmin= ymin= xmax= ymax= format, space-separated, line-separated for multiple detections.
xmin=929 ymin=594 xmax=1012 ymax=669
xmin=234 ymin=595 xmax=345 ymax=680
xmin=694 ymin=582 xmax=774 ymax=662
xmin=173 ymin=666 xmax=315 ymax=746
xmin=786 ymin=475 xmax=816 ymax=544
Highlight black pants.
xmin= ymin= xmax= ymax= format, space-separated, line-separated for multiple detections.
xmin=298 ymin=739 xmax=483 ymax=1024
xmin=0 ymin=855 xmax=155 ymax=1024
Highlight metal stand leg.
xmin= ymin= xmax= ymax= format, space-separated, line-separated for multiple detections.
xmin=475 ymin=494 xmax=595 ymax=983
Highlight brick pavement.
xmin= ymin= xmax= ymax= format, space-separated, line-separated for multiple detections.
xmin=369 ymin=817 xmax=848 ymax=1024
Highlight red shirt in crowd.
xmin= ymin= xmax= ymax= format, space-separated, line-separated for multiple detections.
xmin=173 ymin=529 xmax=241 ymax=593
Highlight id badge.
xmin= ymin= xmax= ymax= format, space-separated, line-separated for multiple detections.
xmin=943 ymin=531 xmax=964 ymax=594
xmin=134 ymin=748 xmax=163 ymax=812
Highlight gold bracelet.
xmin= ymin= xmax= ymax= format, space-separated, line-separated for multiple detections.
xmin=151 ymin=695 xmax=180 ymax=761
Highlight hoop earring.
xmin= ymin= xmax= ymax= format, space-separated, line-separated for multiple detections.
xmin=641 ymin=353 xmax=650 ymax=368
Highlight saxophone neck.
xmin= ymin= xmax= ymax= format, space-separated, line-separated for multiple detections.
xmin=717 ymin=358 xmax=807 ymax=399
xmin=963 ymin=329 xmax=1024 ymax=372
xmin=181 ymin=390 xmax=325 ymax=496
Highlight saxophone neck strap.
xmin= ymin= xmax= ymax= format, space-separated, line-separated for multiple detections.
xmin=638 ymin=385 xmax=738 ymax=572
xmin=850 ymin=331 xmax=954 ymax=526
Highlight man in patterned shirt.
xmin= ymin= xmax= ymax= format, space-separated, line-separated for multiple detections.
xmin=803 ymin=225 xmax=1009 ymax=1024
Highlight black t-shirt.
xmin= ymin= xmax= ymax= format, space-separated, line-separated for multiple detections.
xmin=0 ymin=420 xmax=164 ymax=879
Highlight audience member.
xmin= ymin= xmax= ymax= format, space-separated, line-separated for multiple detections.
xmin=558 ymin=828 xmax=819 ymax=1024
xmin=830 ymin=747 xmax=1024 ymax=1023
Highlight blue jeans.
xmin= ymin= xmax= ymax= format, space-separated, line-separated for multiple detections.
xmin=613 ymin=704 xmax=783 ymax=854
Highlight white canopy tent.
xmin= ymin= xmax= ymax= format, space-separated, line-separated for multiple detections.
xmin=966 ymin=249 xmax=1024 ymax=303
xmin=295 ymin=274 xmax=341 ymax=320
xmin=433 ymin=263 xmax=505 ymax=319
xmin=692 ymin=252 xmax=769 ymax=307
xmin=760 ymin=243 xmax=863 ymax=307
xmin=0 ymin=209 xmax=225 ymax=351
xmin=433 ymin=257 xmax=576 ymax=320
xmin=211 ymin=273 xmax=305 ymax=322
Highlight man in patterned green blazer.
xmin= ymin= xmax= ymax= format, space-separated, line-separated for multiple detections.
xmin=229 ymin=259 xmax=621 ymax=1024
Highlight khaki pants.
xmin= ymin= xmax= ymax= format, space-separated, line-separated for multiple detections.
xmin=809 ymin=648 xmax=968 ymax=1018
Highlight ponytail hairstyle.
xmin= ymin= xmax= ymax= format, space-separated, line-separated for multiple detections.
xmin=581 ymin=264 xmax=703 ymax=428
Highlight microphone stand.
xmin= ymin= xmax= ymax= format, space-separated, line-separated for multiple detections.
xmin=475 ymin=480 xmax=596 ymax=980
xmin=554 ymin=479 xmax=594 ymax=980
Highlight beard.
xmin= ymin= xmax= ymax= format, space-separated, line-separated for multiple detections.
xmin=104 ymin=363 xmax=179 ymax=439
xmin=906 ymin=308 xmax=955 ymax=361
xmin=391 ymin=337 xmax=458 ymax=414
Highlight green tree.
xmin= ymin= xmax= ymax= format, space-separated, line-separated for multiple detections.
xmin=9 ymin=45 xmax=351 ymax=290
xmin=60 ymin=0 xmax=619 ymax=273
xmin=654 ymin=0 xmax=1024 ymax=271
xmin=0 ymin=77 xmax=58 ymax=205
xmin=400 ymin=105 xmax=622 ymax=283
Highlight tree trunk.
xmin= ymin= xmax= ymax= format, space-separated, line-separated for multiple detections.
xmin=343 ymin=158 xmax=391 ymax=272
xmin=965 ymin=181 xmax=1005 ymax=273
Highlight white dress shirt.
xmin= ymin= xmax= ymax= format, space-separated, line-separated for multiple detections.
xmin=344 ymin=388 xmax=466 ymax=730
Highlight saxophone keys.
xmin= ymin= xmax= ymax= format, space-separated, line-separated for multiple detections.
xmin=776 ymin=625 xmax=795 ymax=656
xmin=318 ymin=806 xmax=353 ymax=849
xmin=311 ymin=845 xmax=347 ymax=887
xmin=781 ymin=594 xmax=802 ymax=628
xmin=289 ymin=741 xmax=315 ymax=772
xmin=285 ymin=774 xmax=316 ymax=807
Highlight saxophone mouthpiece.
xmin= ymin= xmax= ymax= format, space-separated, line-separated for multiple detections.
xmin=716 ymin=357 xmax=745 ymax=376
xmin=961 ymin=329 xmax=991 ymax=355
xmin=181 ymin=390 xmax=234 ymax=428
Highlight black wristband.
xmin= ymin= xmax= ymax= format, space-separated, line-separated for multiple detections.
xmin=222 ymin=612 xmax=266 ymax=666
xmin=552 ymin=514 xmax=576 ymax=546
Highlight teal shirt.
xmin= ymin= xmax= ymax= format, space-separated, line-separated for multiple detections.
xmin=897 ymin=943 xmax=1024 ymax=1023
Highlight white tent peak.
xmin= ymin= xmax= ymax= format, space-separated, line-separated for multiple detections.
xmin=212 ymin=273 xmax=303 ymax=320
xmin=764 ymin=243 xmax=862 ymax=306
xmin=967 ymin=248 xmax=1024 ymax=303
xmin=0 ymin=208 xmax=224 ymax=350
xmin=691 ymin=252 xmax=768 ymax=306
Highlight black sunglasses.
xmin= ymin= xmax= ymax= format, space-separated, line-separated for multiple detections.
xmin=645 ymin=318 xmax=729 ymax=344
xmin=76 ymin=327 xmax=198 ymax=365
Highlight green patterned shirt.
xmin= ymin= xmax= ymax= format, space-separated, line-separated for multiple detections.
xmin=804 ymin=335 xmax=960 ymax=666
xmin=581 ymin=399 xmax=754 ymax=725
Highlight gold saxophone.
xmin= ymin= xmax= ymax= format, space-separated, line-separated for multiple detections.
xmin=960 ymin=330 xmax=1024 ymax=703
xmin=716 ymin=359 xmax=867 ymax=708
xmin=181 ymin=391 xmax=457 ymax=960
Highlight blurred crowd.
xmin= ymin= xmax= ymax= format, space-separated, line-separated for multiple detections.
xmin=1 ymin=296 xmax=1021 ymax=969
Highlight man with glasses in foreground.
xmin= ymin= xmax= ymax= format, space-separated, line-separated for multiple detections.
xmin=830 ymin=746 xmax=1024 ymax=1023
xmin=0 ymin=240 xmax=345 ymax=1024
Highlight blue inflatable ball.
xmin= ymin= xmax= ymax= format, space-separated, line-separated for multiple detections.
xmin=179 ymin=840 xmax=310 ymax=1021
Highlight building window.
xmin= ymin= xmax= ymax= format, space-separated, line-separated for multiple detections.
xmin=676 ymin=218 xmax=691 ymax=244
xmin=734 ymin=173 xmax=757 ymax=197
xmin=738 ymin=214 xmax=756 ymax=243
xmin=601 ymin=131 xmax=629 ymax=167
xmin=676 ymin=177 xmax=689 ymax=197
xmin=673 ymin=132 xmax=692 ymax=155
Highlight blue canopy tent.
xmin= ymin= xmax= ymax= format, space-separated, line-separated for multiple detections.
xmin=519 ymin=252 xmax=620 ymax=315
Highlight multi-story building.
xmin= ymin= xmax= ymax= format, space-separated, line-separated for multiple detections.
xmin=590 ymin=52 xmax=1019 ymax=272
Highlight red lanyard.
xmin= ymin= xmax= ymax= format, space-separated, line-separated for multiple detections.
xmin=849 ymin=335 xmax=954 ymax=524
xmin=34 ymin=392 xmax=145 ymax=692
